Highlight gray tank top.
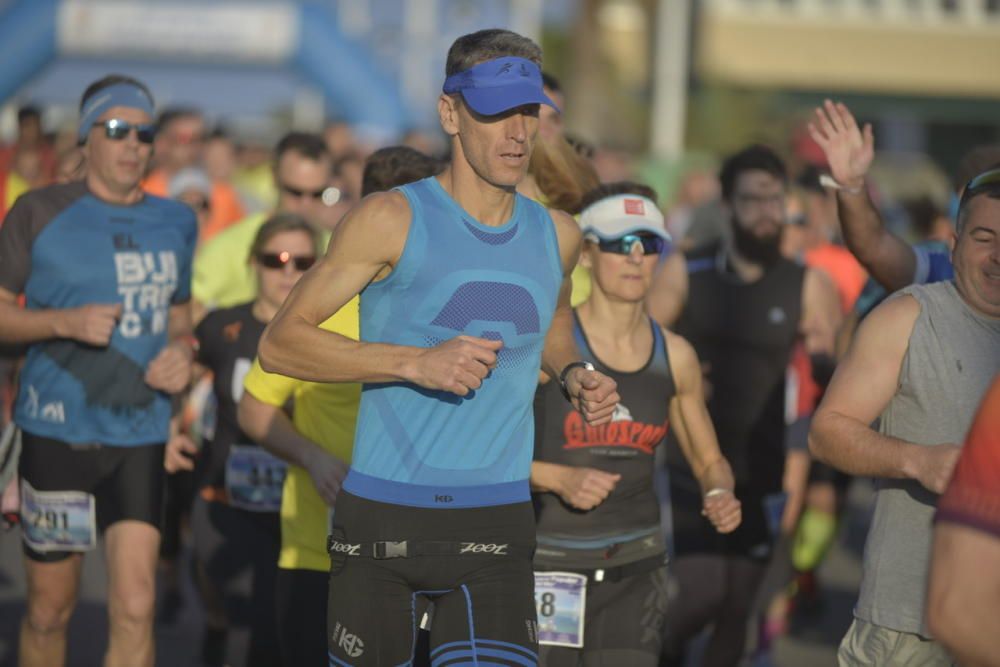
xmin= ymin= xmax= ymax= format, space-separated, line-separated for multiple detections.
xmin=856 ymin=281 xmax=1000 ymax=637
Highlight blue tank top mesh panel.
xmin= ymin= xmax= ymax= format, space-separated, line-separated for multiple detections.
xmin=344 ymin=177 xmax=563 ymax=508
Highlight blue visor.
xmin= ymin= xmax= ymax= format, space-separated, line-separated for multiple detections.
xmin=443 ymin=56 xmax=559 ymax=117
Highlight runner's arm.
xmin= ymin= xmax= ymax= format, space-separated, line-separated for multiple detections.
xmin=540 ymin=210 xmax=619 ymax=425
xmin=666 ymin=330 xmax=741 ymax=533
xmin=807 ymin=99 xmax=917 ymax=291
xmin=837 ymin=189 xmax=917 ymax=292
xmin=238 ymin=389 xmax=347 ymax=505
xmin=259 ymin=191 xmax=502 ymax=395
xmin=809 ymin=295 xmax=960 ymax=493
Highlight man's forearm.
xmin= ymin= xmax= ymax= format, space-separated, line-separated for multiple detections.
xmin=837 ymin=190 xmax=916 ymax=292
xmin=259 ymin=314 xmax=419 ymax=384
xmin=697 ymin=458 xmax=735 ymax=494
xmin=809 ymin=410 xmax=916 ymax=478
xmin=540 ymin=305 xmax=581 ymax=379
xmin=0 ymin=301 xmax=66 ymax=344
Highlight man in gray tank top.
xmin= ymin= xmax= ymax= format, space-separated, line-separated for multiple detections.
xmin=809 ymin=166 xmax=1000 ymax=666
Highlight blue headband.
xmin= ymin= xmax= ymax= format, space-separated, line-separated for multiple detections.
xmin=443 ymin=56 xmax=558 ymax=116
xmin=78 ymin=82 xmax=155 ymax=143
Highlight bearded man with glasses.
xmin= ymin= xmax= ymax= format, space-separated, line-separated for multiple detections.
xmin=0 ymin=74 xmax=197 ymax=667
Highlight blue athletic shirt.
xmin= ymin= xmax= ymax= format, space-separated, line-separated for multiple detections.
xmin=913 ymin=243 xmax=954 ymax=284
xmin=344 ymin=176 xmax=563 ymax=508
xmin=0 ymin=181 xmax=197 ymax=446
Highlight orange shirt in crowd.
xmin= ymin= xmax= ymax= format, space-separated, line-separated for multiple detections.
xmin=936 ymin=376 xmax=1000 ymax=537
xmin=144 ymin=169 xmax=245 ymax=241
xmin=804 ymin=243 xmax=867 ymax=315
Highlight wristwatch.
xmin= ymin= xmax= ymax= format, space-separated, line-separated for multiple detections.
xmin=559 ymin=361 xmax=595 ymax=402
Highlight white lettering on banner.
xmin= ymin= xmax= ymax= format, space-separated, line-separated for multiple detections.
xmin=57 ymin=1 xmax=296 ymax=63
xmin=114 ymin=251 xmax=178 ymax=339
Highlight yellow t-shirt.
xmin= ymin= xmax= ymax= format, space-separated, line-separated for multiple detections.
xmin=570 ymin=264 xmax=591 ymax=307
xmin=242 ymin=298 xmax=361 ymax=572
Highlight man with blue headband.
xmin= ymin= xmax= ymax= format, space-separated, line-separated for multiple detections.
xmin=0 ymin=75 xmax=197 ymax=667
xmin=259 ymin=29 xmax=620 ymax=665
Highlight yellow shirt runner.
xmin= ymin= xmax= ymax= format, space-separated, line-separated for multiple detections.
xmin=242 ymin=297 xmax=360 ymax=572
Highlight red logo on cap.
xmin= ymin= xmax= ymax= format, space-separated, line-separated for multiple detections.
xmin=624 ymin=199 xmax=645 ymax=215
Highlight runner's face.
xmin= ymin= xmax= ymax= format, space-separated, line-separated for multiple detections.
xmin=953 ymin=196 xmax=1000 ymax=318
xmin=84 ymin=106 xmax=153 ymax=194
xmin=275 ymin=151 xmax=333 ymax=227
xmin=538 ymin=86 xmax=563 ymax=141
xmin=728 ymin=170 xmax=786 ymax=265
xmin=253 ymin=230 xmax=316 ymax=311
xmin=582 ymin=237 xmax=659 ymax=304
xmin=447 ymin=97 xmax=539 ymax=188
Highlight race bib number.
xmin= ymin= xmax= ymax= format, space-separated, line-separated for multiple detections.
xmin=225 ymin=445 xmax=287 ymax=512
xmin=534 ymin=571 xmax=587 ymax=648
xmin=20 ymin=480 xmax=96 ymax=552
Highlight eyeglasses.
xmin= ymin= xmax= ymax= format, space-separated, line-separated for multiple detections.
xmin=595 ymin=234 xmax=668 ymax=256
xmin=959 ymin=167 xmax=1000 ymax=212
xmin=280 ymin=184 xmax=342 ymax=207
xmin=257 ymin=251 xmax=316 ymax=272
xmin=93 ymin=119 xmax=156 ymax=144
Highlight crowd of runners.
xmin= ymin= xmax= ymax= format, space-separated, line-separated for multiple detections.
xmin=0 ymin=27 xmax=997 ymax=667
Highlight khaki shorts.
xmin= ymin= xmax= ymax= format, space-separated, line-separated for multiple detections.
xmin=838 ymin=618 xmax=954 ymax=667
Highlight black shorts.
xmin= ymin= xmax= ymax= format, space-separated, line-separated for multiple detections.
xmin=18 ymin=430 xmax=165 ymax=562
xmin=537 ymin=565 xmax=669 ymax=666
xmin=327 ymin=491 xmax=539 ymax=666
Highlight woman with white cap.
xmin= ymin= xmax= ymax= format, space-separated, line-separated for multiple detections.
xmin=531 ymin=182 xmax=743 ymax=666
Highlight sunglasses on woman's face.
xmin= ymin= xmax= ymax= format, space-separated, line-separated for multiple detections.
xmin=595 ymin=234 xmax=668 ymax=256
xmin=93 ymin=119 xmax=156 ymax=144
xmin=257 ymin=251 xmax=316 ymax=272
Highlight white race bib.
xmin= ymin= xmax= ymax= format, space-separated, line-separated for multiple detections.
xmin=224 ymin=445 xmax=287 ymax=512
xmin=21 ymin=479 xmax=97 ymax=552
xmin=534 ymin=571 xmax=587 ymax=648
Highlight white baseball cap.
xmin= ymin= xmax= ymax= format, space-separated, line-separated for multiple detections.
xmin=579 ymin=194 xmax=671 ymax=242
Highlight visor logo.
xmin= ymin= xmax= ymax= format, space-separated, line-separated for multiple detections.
xmin=624 ymin=199 xmax=646 ymax=216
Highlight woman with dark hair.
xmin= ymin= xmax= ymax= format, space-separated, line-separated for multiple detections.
xmin=166 ymin=213 xmax=319 ymax=667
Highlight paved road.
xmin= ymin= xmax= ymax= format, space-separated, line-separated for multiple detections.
xmin=0 ymin=482 xmax=872 ymax=666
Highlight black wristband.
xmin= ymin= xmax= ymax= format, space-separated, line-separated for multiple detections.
xmin=559 ymin=361 xmax=595 ymax=402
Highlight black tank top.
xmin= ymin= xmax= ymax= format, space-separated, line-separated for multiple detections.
xmin=533 ymin=311 xmax=676 ymax=544
xmin=193 ymin=302 xmax=267 ymax=489
xmin=668 ymin=243 xmax=804 ymax=494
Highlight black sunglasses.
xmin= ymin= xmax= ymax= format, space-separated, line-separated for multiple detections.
xmin=257 ymin=252 xmax=316 ymax=272
xmin=280 ymin=184 xmax=327 ymax=200
xmin=595 ymin=234 xmax=668 ymax=256
xmin=959 ymin=167 xmax=1000 ymax=213
xmin=93 ymin=119 xmax=156 ymax=144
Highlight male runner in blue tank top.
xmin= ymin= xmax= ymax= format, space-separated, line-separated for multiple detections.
xmin=260 ymin=29 xmax=620 ymax=666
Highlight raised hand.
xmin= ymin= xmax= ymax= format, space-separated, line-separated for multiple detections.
xmin=411 ymin=335 xmax=503 ymax=396
xmin=807 ymin=99 xmax=874 ymax=190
